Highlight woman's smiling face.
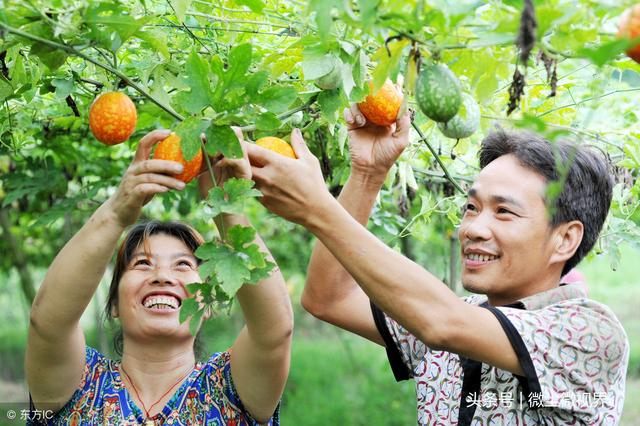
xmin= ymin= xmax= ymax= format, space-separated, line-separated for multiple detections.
xmin=113 ymin=233 xmax=202 ymax=342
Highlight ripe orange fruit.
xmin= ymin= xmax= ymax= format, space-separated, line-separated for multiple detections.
xmin=152 ymin=133 xmax=203 ymax=183
xmin=618 ymin=4 xmax=640 ymax=64
xmin=255 ymin=137 xmax=297 ymax=158
xmin=89 ymin=92 xmax=137 ymax=145
xmin=357 ymin=79 xmax=403 ymax=126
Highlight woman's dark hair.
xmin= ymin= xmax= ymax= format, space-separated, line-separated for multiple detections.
xmin=478 ymin=127 xmax=613 ymax=276
xmin=105 ymin=221 xmax=206 ymax=359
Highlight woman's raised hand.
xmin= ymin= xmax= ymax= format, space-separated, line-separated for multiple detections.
xmin=108 ymin=129 xmax=187 ymax=227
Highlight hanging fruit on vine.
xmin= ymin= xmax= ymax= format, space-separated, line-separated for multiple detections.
xmin=415 ymin=64 xmax=461 ymax=123
xmin=152 ymin=132 xmax=203 ymax=183
xmin=437 ymin=93 xmax=480 ymax=139
xmin=618 ymin=4 xmax=640 ymax=64
xmin=88 ymin=92 xmax=137 ymax=145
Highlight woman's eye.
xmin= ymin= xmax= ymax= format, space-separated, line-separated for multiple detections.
xmin=134 ymin=259 xmax=151 ymax=266
xmin=465 ymin=204 xmax=477 ymax=212
xmin=177 ymin=260 xmax=194 ymax=268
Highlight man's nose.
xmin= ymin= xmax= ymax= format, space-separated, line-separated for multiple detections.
xmin=461 ymin=212 xmax=493 ymax=241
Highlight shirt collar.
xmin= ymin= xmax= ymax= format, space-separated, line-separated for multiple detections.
xmin=517 ymin=282 xmax=588 ymax=310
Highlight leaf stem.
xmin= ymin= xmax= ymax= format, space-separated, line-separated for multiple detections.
xmin=238 ymin=94 xmax=318 ymax=132
xmin=410 ymin=118 xmax=465 ymax=194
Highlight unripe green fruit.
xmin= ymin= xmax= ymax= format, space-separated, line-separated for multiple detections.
xmin=437 ymin=93 xmax=480 ymax=139
xmin=415 ymin=64 xmax=462 ymax=123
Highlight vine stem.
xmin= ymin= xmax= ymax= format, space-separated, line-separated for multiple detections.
xmin=410 ymin=118 xmax=465 ymax=194
xmin=0 ymin=22 xmax=185 ymax=122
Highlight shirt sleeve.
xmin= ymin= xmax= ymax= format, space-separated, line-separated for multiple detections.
xmin=371 ymin=301 xmax=419 ymax=381
xmin=485 ymin=301 xmax=629 ymax=418
xmin=208 ymin=351 xmax=280 ymax=425
xmin=29 ymin=346 xmax=106 ymax=425
xmin=371 ymin=295 xmax=486 ymax=382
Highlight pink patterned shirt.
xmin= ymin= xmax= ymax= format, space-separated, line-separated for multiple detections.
xmin=371 ymin=283 xmax=628 ymax=425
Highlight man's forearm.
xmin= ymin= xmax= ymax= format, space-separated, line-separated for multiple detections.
xmin=217 ymin=214 xmax=293 ymax=348
xmin=306 ymin=195 xmax=461 ymax=346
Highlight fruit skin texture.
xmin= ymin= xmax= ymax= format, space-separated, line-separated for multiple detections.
xmin=89 ymin=92 xmax=137 ymax=145
xmin=315 ymin=63 xmax=342 ymax=90
xmin=618 ymin=4 xmax=640 ymax=64
xmin=415 ymin=64 xmax=461 ymax=123
xmin=437 ymin=93 xmax=480 ymax=139
xmin=256 ymin=137 xmax=297 ymax=158
xmin=152 ymin=133 xmax=203 ymax=183
xmin=357 ymin=79 xmax=404 ymax=126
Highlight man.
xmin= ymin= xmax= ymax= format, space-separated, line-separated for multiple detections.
xmin=245 ymin=108 xmax=629 ymax=425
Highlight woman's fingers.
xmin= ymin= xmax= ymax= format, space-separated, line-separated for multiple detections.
xmin=131 ymin=172 xmax=186 ymax=190
xmin=130 ymin=159 xmax=184 ymax=176
xmin=133 ymin=129 xmax=172 ymax=163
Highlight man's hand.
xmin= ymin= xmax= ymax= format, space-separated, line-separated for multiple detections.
xmin=344 ymin=104 xmax=411 ymax=180
xmin=198 ymin=127 xmax=252 ymax=198
xmin=246 ymin=128 xmax=331 ymax=226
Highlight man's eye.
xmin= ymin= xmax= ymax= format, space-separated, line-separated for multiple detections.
xmin=465 ymin=204 xmax=477 ymax=212
xmin=497 ymin=208 xmax=512 ymax=215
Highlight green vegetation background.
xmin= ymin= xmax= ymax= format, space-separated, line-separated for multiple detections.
xmin=0 ymin=243 xmax=637 ymax=425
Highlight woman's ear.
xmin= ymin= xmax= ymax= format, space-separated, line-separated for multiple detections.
xmin=111 ymin=302 xmax=119 ymax=318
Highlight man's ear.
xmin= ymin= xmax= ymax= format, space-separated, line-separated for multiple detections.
xmin=550 ymin=220 xmax=584 ymax=265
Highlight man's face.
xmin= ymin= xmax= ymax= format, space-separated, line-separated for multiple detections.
xmin=458 ymin=154 xmax=558 ymax=304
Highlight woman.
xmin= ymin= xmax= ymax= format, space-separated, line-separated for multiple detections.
xmin=26 ymin=128 xmax=293 ymax=425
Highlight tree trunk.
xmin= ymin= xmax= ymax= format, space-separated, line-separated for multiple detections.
xmin=0 ymin=208 xmax=35 ymax=305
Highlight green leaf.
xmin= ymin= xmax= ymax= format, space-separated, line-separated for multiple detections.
xmin=174 ymin=117 xmax=210 ymax=160
xmin=227 ymin=44 xmax=253 ymax=83
xmin=236 ymin=0 xmax=266 ymax=13
xmin=205 ymin=125 xmax=243 ymax=159
xmin=85 ymin=4 xmax=151 ymax=50
xmin=178 ymin=50 xmax=216 ymax=114
xmin=204 ymin=178 xmax=262 ymax=217
xmin=136 ymin=30 xmax=170 ymax=60
xmin=256 ymin=112 xmax=282 ymax=130
xmin=30 ymin=42 xmax=68 ymax=70
xmin=179 ymin=297 xmax=199 ymax=324
xmin=302 ymin=53 xmax=336 ymax=80
xmin=371 ymin=39 xmax=409 ymax=89
xmin=51 ymin=77 xmax=73 ymax=99
xmin=577 ymin=38 xmax=637 ymax=67
xmin=258 ymin=86 xmax=297 ymax=113
xmin=246 ymin=71 xmax=269 ymax=101
xmin=0 ymin=76 xmax=13 ymax=101
xmin=357 ymin=0 xmax=379 ymax=28
xmin=318 ymin=89 xmax=342 ymax=126
xmin=227 ymin=225 xmax=256 ymax=250
xmin=170 ymin=0 xmax=193 ymax=21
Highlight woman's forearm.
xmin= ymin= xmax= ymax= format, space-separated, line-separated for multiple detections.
xmin=304 ymin=173 xmax=385 ymax=307
xmin=30 ymin=198 xmax=126 ymax=338
xmin=217 ymin=214 xmax=293 ymax=348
